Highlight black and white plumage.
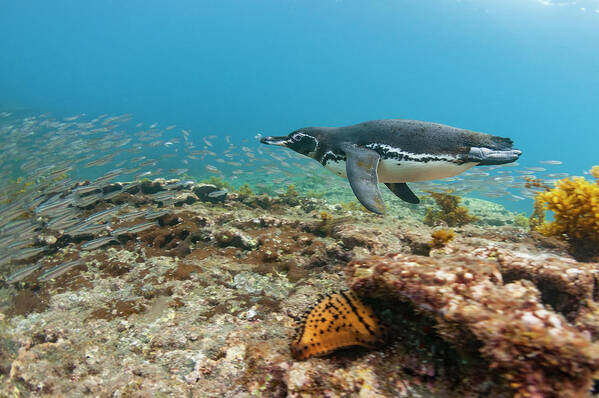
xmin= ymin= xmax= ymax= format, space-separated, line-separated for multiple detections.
xmin=260 ymin=119 xmax=522 ymax=214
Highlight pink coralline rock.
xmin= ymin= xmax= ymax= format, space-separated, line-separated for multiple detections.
xmin=496 ymin=252 xmax=598 ymax=315
xmin=347 ymin=252 xmax=599 ymax=398
xmin=462 ymin=246 xmax=599 ymax=340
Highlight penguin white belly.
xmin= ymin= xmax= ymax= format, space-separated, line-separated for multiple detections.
xmin=324 ymin=159 xmax=477 ymax=182
xmin=377 ymin=159 xmax=477 ymax=182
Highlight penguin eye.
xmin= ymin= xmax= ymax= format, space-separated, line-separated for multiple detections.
xmin=292 ymin=134 xmax=302 ymax=142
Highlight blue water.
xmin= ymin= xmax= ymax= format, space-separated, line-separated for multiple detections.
xmin=2 ymin=0 xmax=599 ymax=188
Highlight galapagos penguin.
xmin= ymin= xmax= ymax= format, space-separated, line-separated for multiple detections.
xmin=260 ymin=119 xmax=521 ymax=214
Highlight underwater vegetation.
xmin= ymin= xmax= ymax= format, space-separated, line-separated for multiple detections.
xmin=428 ymin=228 xmax=455 ymax=249
xmin=235 ymin=183 xmax=253 ymax=199
xmin=201 ymin=176 xmax=232 ymax=190
xmin=314 ymin=211 xmax=354 ymax=237
xmin=339 ymin=200 xmax=369 ymax=213
xmin=277 ymin=184 xmax=300 ymax=206
xmin=532 ymin=166 xmax=599 ymax=260
xmin=512 ymin=212 xmax=530 ymax=229
xmin=423 ymin=191 xmax=478 ymax=227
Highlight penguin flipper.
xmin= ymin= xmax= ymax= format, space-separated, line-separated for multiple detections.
xmin=385 ymin=183 xmax=420 ymax=204
xmin=339 ymin=143 xmax=386 ymax=214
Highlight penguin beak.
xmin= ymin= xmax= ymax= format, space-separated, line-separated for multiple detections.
xmin=260 ymin=136 xmax=289 ymax=147
xmin=468 ymin=147 xmax=522 ymax=165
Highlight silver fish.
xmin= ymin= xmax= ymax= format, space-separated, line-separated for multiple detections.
xmin=207 ymin=190 xmax=227 ymax=198
xmin=103 ymin=189 xmax=124 ymax=200
xmin=11 ymin=246 xmax=47 ymax=261
xmin=38 ymin=259 xmax=83 ymax=281
xmin=125 ymin=220 xmax=159 ymax=234
xmin=35 ymin=196 xmax=75 ymax=216
xmin=85 ymin=205 xmax=124 ymax=223
xmin=7 ymin=238 xmax=37 ymax=250
xmin=0 ymin=201 xmax=27 ymax=222
xmin=95 ymin=168 xmax=127 ymax=184
xmin=526 ymin=167 xmax=546 ymax=172
xmin=73 ymin=184 xmax=102 ymax=195
xmin=539 ymin=160 xmax=562 ymax=165
xmin=75 ymin=193 xmax=103 ymax=208
xmin=118 ymin=210 xmax=147 ymax=221
xmin=6 ymin=262 xmax=43 ymax=283
xmin=81 ymin=236 xmax=119 ymax=250
xmin=150 ymin=191 xmax=176 ymax=201
xmin=47 ymin=215 xmax=81 ymax=231
xmin=66 ymin=221 xmax=110 ymax=236
xmin=144 ymin=209 xmax=171 ymax=220
xmin=545 ymin=173 xmax=569 ymax=178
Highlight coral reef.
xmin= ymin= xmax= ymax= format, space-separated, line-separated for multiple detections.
xmin=493 ymin=250 xmax=598 ymax=325
xmin=1 ymin=177 xmax=598 ymax=397
xmin=533 ymin=166 xmax=599 ymax=260
xmin=347 ymin=252 xmax=599 ymax=398
xmin=423 ymin=191 xmax=478 ymax=227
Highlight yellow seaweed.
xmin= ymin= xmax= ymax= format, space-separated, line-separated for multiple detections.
xmin=533 ymin=166 xmax=599 ymax=259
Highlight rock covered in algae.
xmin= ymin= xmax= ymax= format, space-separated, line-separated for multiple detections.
xmin=494 ymin=251 xmax=598 ymax=319
xmin=3 ymin=176 xmax=597 ymax=397
xmin=347 ymin=252 xmax=599 ymax=398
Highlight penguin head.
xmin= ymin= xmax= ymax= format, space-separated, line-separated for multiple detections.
xmin=465 ymin=134 xmax=522 ymax=165
xmin=260 ymin=128 xmax=319 ymax=158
